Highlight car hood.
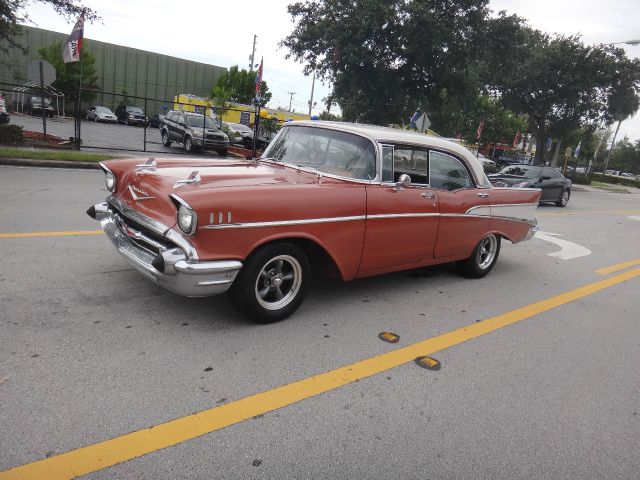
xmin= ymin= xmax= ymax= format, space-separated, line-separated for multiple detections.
xmin=111 ymin=159 xmax=322 ymax=225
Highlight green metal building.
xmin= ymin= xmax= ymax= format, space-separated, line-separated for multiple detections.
xmin=0 ymin=25 xmax=226 ymax=115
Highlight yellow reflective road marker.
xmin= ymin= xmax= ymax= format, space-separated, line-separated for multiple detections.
xmin=2 ymin=269 xmax=640 ymax=480
xmin=595 ymin=258 xmax=640 ymax=276
xmin=0 ymin=230 xmax=103 ymax=239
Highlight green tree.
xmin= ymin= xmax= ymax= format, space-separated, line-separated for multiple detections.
xmin=213 ymin=65 xmax=272 ymax=106
xmin=282 ymin=0 xmax=494 ymax=125
xmin=210 ymin=84 xmax=233 ymax=128
xmin=318 ymin=111 xmax=342 ymax=121
xmin=492 ymin=29 xmax=640 ymax=164
xmin=1 ymin=0 xmax=99 ymax=52
xmin=38 ymin=40 xmax=99 ymax=104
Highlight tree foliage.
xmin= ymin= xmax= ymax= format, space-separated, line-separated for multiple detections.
xmin=212 ymin=65 xmax=272 ymax=106
xmin=38 ymin=41 xmax=99 ymax=103
xmin=1 ymin=0 xmax=99 ymax=52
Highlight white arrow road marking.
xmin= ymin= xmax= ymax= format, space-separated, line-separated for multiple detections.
xmin=534 ymin=231 xmax=592 ymax=260
xmin=627 ymin=216 xmax=640 ymax=222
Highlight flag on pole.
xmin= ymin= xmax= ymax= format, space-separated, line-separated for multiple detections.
xmin=409 ymin=110 xmax=421 ymax=129
xmin=255 ymin=57 xmax=264 ymax=97
xmin=62 ymin=13 xmax=85 ymax=63
xmin=512 ymin=130 xmax=522 ymax=149
xmin=476 ymin=121 xmax=485 ymax=140
xmin=573 ymin=141 xmax=581 ymax=158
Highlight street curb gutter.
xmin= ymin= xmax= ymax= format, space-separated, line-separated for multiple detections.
xmin=0 ymin=157 xmax=100 ymax=169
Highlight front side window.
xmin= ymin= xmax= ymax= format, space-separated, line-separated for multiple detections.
xmin=429 ymin=151 xmax=473 ymax=191
xmin=265 ymin=126 xmax=377 ymax=180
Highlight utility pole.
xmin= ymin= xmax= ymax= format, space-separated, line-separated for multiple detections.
xmin=287 ymin=91 xmax=296 ymax=112
xmin=249 ymin=35 xmax=257 ymax=71
xmin=307 ymin=72 xmax=316 ymax=116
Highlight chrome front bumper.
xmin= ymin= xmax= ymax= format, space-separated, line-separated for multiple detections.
xmin=89 ymin=202 xmax=242 ymax=297
xmin=523 ymin=224 xmax=539 ymax=241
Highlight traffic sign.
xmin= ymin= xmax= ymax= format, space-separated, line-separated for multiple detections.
xmin=415 ymin=113 xmax=431 ymax=133
xmin=27 ymin=60 xmax=56 ymax=86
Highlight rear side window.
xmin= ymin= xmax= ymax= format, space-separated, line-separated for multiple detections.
xmin=429 ymin=151 xmax=473 ymax=191
xmin=393 ymin=147 xmax=428 ymax=185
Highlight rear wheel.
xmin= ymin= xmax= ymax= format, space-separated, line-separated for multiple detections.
xmin=457 ymin=234 xmax=501 ymax=278
xmin=230 ymin=243 xmax=311 ymax=323
xmin=217 ymin=149 xmax=228 ymax=156
xmin=161 ymin=130 xmax=171 ymax=147
xmin=556 ymin=189 xmax=570 ymax=207
xmin=184 ymin=136 xmax=193 ymax=153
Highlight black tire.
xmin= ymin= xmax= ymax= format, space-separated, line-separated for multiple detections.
xmin=184 ymin=135 xmax=193 ymax=153
xmin=230 ymin=243 xmax=311 ymax=323
xmin=555 ymin=189 xmax=570 ymax=207
xmin=457 ymin=234 xmax=501 ymax=278
xmin=161 ymin=130 xmax=171 ymax=147
xmin=94 ymin=116 xmax=98 ymax=122
xmin=217 ymin=149 xmax=228 ymax=156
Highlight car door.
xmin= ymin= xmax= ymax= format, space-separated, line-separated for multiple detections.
xmin=430 ymin=150 xmax=493 ymax=260
xmin=359 ymin=145 xmax=440 ymax=274
xmin=542 ymin=167 xmax=564 ymax=201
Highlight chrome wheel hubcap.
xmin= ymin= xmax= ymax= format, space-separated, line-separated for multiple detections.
xmin=562 ymin=191 xmax=569 ymax=205
xmin=477 ymin=235 xmax=498 ymax=269
xmin=255 ymin=255 xmax=302 ymax=311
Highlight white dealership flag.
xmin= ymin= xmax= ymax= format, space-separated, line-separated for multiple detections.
xmin=62 ymin=13 xmax=84 ymax=63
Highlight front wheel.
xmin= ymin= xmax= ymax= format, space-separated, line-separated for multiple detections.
xmin=230 ymin=243 xmax=311 ymax=323
xmin=556 ymin=189 xmax=570 ymax=207
xmin=457 ymin=234 xmax=501 ymax=278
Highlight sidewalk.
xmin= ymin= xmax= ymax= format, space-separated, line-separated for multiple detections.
xmin=573 ymin=183 xmax=640 ymax=194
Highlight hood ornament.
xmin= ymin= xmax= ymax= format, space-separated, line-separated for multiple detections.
xmin=128 ymin=184 xmax=155 ymax=201
xmin=174 ymin=171 xmax=201 ymax=189
xmin=136 ymin=157 xmax=156 ymax=170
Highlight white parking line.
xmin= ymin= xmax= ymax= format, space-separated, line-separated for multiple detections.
xmin=534 ymin=231 xmax=592 ymax=260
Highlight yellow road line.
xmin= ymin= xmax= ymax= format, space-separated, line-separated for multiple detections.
xmin=595 ymin=258 xmax=640 ymax=275
xmin=0 ymin=230 xmax=103 ymax=238
xmin=2 ymin=268 xmax=640 ymax=480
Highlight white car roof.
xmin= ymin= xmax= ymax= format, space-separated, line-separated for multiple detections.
xmin=287 ymin=120 xmax=490 ymax=187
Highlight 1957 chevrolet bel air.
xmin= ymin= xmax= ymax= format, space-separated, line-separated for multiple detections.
xmin=88 ymin=121 xmax=540 ymax=322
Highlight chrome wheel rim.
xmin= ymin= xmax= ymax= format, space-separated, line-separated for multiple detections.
xmin=185 ymin=138 xmax=191 ymax=151
xmin=477 ymin=235 xmax=498 ymax=269
xmin=254 ymin=255 xmax=302 ymax=311
xmin=561 ymin=190 xmax=569 ymax=206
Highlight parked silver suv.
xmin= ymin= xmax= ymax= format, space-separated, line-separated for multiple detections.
xmin=161 ymin=111 xmax=229 ymax=155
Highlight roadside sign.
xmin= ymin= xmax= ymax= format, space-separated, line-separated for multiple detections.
xmin=415 ymin=113 xmax=431 ymax=133
xmin=27 ymin=60 xmax=56 ymax=86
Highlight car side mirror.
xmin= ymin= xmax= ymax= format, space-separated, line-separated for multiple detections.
xmin=395 ymin=174 xmax=412 ymax=191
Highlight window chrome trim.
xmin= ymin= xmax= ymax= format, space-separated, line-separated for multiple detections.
xmin=367 ymin=213 xmax=440 ymax=220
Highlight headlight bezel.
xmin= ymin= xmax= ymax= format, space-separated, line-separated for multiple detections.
xmin=171 ymin=194 xmax=198 ymax=236
xmin=99 ymin=163 xmax=116 ymax=192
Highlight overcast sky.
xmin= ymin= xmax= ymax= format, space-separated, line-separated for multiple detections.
xmin=24 ymin=0 xmax=640 ymax=142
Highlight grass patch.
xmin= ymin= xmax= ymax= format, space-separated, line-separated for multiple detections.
xmin=0 ymin=147 xmax=118 ymax=162
xmin=591 ymin=181 xmax=630 ymax=193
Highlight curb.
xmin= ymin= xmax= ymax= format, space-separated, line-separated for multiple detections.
xmin=0 ymin=157 xmax=100 ymax=169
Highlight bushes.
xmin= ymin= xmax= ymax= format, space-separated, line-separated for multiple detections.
xmin=0 ymin=124 xmax=24 ymax=145
xmin=568 ymin=172 xmax=591 ymax=185
xmin=592 ymin=172 xmax=640 ymax=188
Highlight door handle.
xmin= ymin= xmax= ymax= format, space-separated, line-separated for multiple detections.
xmin=421 ymin=192 xmax=436 ymax=199
xmin=477 ymin=192 xmax=490 ymax=198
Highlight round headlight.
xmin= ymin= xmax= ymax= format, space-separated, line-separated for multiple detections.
xmin=105 ymin=171 xmax=116 ymax=192
xmin=178 ymin=204 xmax=196 ymax=234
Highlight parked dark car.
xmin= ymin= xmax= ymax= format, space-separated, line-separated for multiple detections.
xmin=26 ymin=95 xmax=55 ymax=117
xmin=147 ymin=114 xmax=164 ymax=128
xmin=86 ymin=105 xmax=117 ymax=123
xmin=115 ymin=105 xmax=147 ymax=126
xmin=489 ymin=165 xmax=572 ymax=207
xmin=160 ymin=110 xmax=229 ymax=155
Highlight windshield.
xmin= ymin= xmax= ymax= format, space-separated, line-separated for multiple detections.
xmin=186 ymin=115 xmax=217 ymax=129
xmin=126 ymin=107 xmax=143 ymax=113
xmin=96 ymin=106 xmax=113 ymax=114
xmin=230 ymin=123 xmax=252 ymax=132
xmin=31 ymin=96 xmax=51 ymax=104
xmin=499 ymin=165 xmax=543 ymax=178
xmin=264 ymin=126 xmax=377 ymax=180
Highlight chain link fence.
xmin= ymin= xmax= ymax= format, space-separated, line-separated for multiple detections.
xmin=0 ymin=81 xmax=283 ymax=155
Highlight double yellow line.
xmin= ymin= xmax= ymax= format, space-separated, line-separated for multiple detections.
xmin=1 ymin=253 xmax=639 ymax=478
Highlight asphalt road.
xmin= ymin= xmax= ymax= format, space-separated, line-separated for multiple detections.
xmin=9 ymin=114 xmax=225 ymax=157
xmin=1 ymin=165 xmax=639 ymax=479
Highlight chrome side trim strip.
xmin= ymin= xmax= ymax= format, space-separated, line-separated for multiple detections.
xmin=466 ymin=203 xmax=538 ymax=226
xmin=367 ymin=213 xmax=440 ymax=219
xmin=201 ymin=215 xmax=366 ymax=230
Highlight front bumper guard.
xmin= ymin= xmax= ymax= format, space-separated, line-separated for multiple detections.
xmin=90 ymin=202 xmax=242 ymax=297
